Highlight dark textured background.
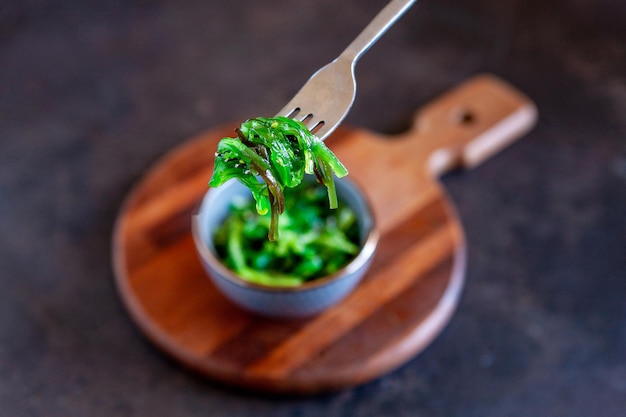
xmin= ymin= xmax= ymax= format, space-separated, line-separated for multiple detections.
xmin=1 ymin=0 xmax=625 ymax=415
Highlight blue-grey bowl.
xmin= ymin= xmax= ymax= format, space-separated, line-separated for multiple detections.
xmin=191 ymin=177 xmax=379 ymax=319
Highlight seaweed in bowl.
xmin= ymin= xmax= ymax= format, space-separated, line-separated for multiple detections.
xmin=213 ymin=179 xmax=361 ymax=287
xmin=192 ymin=176 xmax=378 ymax=318
xmin=193 ymin=116 xmax=378 ymax=317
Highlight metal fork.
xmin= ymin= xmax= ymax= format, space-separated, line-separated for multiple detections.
xmin=277 ymin=0 xmax=417 ymax=140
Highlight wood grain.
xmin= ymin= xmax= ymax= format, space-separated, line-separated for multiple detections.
xmin=112 ymin=74 xmax=536 ymax=394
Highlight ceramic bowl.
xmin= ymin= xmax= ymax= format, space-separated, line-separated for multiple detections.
xmin=191 ymin=177 xmax=379 ymax=319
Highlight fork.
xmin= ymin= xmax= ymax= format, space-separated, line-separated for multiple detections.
xmin=277 ymin=0 xmax=417 ymax=140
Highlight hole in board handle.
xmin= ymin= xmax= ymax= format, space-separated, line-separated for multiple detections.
xmin=450 ymin=107 xmax=476 ymax=126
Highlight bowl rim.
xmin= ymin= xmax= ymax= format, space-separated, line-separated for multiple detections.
xmin=191 ymin=177 xmax=379 ymax=293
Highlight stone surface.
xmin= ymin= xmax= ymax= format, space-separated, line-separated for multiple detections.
xmin=1 ymin=0 xmax=625 ymax=415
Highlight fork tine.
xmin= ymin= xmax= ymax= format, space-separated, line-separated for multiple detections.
xmin=284 ymin=107 xmax=300 ymax=119
xmin=280 ymin=105 xmax=325 ymax=135
xmin=296 ymin=113 xmax=325 ymax=135
xmin=309 ymin=120 xmax=325 ymax=133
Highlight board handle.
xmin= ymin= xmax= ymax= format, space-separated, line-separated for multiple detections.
xmin=406 ymin=74 xmax=538 ymax=176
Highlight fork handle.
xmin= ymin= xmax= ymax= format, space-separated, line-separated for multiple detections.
xmin=340 ymin=0 xmax=417 ymax=64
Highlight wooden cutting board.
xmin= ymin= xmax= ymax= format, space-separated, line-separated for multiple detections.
xmin=112 ymin=74 xmax=536 ymax=395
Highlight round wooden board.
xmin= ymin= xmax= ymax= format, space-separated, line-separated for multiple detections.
xmin=112 ymin=75 xmax=536 ymax=394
